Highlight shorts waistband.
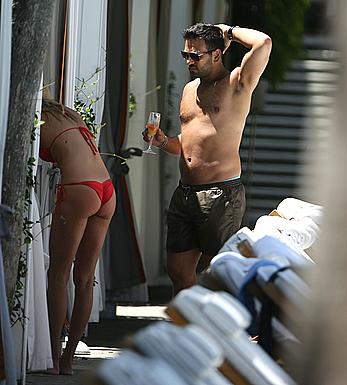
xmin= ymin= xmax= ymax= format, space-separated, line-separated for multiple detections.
xmin=179 ymin=178 xmax=242 ymax=192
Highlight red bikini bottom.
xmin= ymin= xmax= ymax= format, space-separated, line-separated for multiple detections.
xmin=55 ymin=179 xmax=114 ymax=210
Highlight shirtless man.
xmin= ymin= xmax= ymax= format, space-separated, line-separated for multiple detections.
xmin=143 ymin=23 xmax=272 ymax=295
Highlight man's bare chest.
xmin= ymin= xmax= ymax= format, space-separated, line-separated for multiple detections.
xmin=180 ymin=92 xmax=220 ymax=123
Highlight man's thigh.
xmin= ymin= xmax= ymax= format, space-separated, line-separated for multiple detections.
xmin=197 ymin=183 xmax=246 ymax=255
xmin=166 ymin=187 xmax=199 ymax=253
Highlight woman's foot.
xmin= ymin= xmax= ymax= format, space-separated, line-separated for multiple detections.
xmin=59 ymin=355 xmax=73 ymax=375
xmin=45 ymin=367 xmax=60 ymax=375
xmin=59 ymin=368 xmax=73 ymax=376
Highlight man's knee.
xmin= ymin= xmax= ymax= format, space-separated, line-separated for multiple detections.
xmin=166 ymin=256 xmax=182 ymax=282
xmin=166 ymin=250 xmax=200 ymax=283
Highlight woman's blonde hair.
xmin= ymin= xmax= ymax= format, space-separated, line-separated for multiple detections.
xmin=41 ymin=87 xmax=82 ymax=125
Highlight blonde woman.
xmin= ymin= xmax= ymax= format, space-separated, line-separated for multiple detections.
xmin=40 ymin=99 xmax=116 ymax=374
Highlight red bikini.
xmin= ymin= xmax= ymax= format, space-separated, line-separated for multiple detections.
xmin=39 ymin=126 xmax=98 ymax=162
xmin=40 ymin=126 xmax=114 ymax=208
xmin=55 ymin=179 xmax=114 ymax=208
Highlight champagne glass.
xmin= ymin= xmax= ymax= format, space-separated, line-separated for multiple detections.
xmin=143 ymin=111 xmax=161 ymax=154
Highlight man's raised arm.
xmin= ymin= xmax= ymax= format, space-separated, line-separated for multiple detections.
xmin=217 ymin=24 xmax=272 ymax=91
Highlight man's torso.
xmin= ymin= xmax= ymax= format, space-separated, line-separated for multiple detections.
xmin=179 ymin=70 xmax=252 ymax=184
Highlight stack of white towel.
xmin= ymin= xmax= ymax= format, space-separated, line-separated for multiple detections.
xmin=132 ymin=322 xmax=230 ymax=385
xmin=253 ymin=197 xmax=322 ymax=255
xmin=168 ymin=285 xmax=297 ymax=385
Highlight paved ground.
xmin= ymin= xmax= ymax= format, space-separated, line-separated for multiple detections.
xmin=26 ymin=347 xmax=121 ymax=385
xmin=26 ymin=304 xmax=170 ymax=385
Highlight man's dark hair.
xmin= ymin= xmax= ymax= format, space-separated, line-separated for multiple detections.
xmin=182 ymin=23 xmax=224 ymax=52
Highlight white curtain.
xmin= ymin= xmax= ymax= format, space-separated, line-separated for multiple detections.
xmin=26 ymin=198 xmax=52 ymax=371
xmin=18 ymin=93 xmax=53 ymax=375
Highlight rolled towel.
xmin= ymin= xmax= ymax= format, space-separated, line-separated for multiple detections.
xmin=210 ymin=252 xmax=298 ymax=346
xmin=210 ymin=252 xmax=260 ymax=294
xmin=219 ymin=226 xmax=260 ymax=256
xmin=252 ymin=235 xmax=314 ymax=266
xmin=97 ymin=350 xmax=189 ymax=385
xmin=167 ymin=286 xmax=297 ymax=385
xmin=276 ymin=197 xmax=323 ymax=225
xmin=133 ymin=322 xmax=229 ymax=385
xmin=211 ymin=251 xmax=290 ymax=293
xmin=254 ymin=215 xmax=318 ymax=253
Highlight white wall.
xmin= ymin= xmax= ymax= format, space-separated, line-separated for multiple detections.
xmin=74 ymin=0 xmax=107 ymax=127
xmin=160 ymin=0 xmax=193 ymax=211
xmin=127 ymin=0 xmax=157 ymax=283
xmin=126 ymin=0 xmax=194 ymax=285
xmin=167 ymin=0 xmax=192 ymax=132
xmin=126 ymin=0 xmax=227 ymax=284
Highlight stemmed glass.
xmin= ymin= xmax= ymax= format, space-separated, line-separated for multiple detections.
xmin=143 ymin=111 xmax=161 ymax=154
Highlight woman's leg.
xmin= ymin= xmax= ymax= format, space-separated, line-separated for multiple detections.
xmin=60 ymin=192 xmax=116 ymax=374
xmin=47 ymin=185 xmax=103 ymax=374
xmin=47 ymin=214 xmax=87 ymax=374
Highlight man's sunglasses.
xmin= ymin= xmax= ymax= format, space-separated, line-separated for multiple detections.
xmin=180 ymin=49 xmax=214 ymax=61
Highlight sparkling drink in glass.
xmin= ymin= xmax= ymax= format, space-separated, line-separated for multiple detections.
xmin=143 ymin=111 xmax=161 ymax=154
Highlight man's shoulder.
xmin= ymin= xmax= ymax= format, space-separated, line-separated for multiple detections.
xmin=185 ymin=78 xmax=199 ymax=88
xmin=183 ymin=78 xmax=199 ymax=94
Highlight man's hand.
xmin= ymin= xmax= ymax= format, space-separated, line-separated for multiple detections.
xmin=216 ymin=23 xmax=232 ymax=54
xmin=142 ymin=126 xmax=166 ymax=147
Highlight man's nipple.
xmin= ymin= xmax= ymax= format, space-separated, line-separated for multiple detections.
xmin=187 ymin=157 xmax=192 ymax=162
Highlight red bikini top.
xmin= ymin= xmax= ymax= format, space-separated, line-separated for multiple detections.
xmin=39 ymin=126 xmax=98 ymax=163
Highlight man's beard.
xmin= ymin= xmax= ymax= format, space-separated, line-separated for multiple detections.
xmin=188 ymin=65 xmax=200 ymax=79
xmin=189 ymin=64 xmax=211 ymax=80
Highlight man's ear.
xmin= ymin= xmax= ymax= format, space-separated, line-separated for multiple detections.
xmin=213 ymin=49 xmax=222 ymax=62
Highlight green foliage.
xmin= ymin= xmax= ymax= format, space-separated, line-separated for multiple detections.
xmin=128 ymin=61 xmax=137 ymax=118
xmin=10 ymin=252 xmax=26 ymax=326
xmin=263 ymin=0 xmax=311 ymax=87
xmin=10 ymin=120 xmax=40 ymax=326
xmin=128 ymin=92 xmax=137 ymax=118
xmin=74 ymin=98 xmax=98 ymax=137
xmin=75 ymin=67 xmax=105 ymax=137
